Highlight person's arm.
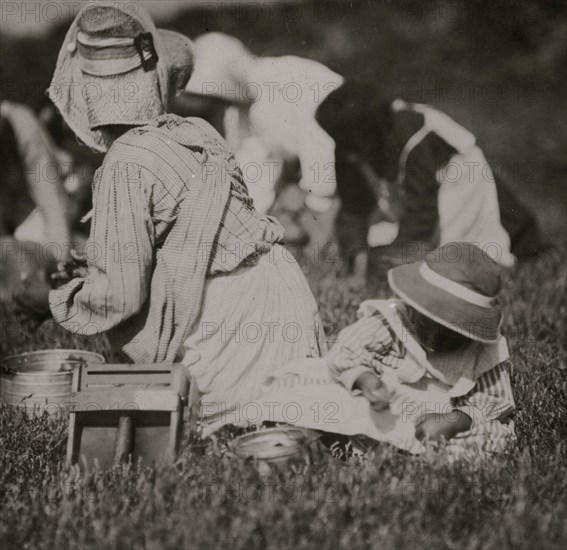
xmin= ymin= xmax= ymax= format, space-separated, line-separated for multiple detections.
xmin=7 ymin=103 xmax=72 ymax=260
xmin=49 ymin=145 xmax=155 ymax=335
xmin=297 ymin=124 xmax=338 ymax=206
xmin=325 ymin=313 xmax=397 ymax=410
xmin=416 ymin=363 xmax=515 ymax=442
xmin=451 ymin=362 xmax=516 ymax=426
xmin=351 ymin=370 xmax=393 ymax=412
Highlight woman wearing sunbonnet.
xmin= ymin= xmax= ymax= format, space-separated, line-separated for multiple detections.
xmin=17 ymin=3 xmax=325 ymax=420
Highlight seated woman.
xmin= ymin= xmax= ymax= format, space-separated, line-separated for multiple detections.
xmin=17 ymin=3 xmax=325 ymax=418
xmin=315 ymin=80 xmax=543 ymax=275
xmin=246 ymin=242 xmax=515 ymax=458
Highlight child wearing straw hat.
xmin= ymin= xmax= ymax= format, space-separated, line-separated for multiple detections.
xmin=326 ymin=242 xmax=516 ymax=453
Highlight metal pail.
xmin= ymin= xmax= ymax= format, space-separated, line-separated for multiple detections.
xmin=0 ymin=349 xmax=105 ymax=415
xmin=230 ymin=426 xmax=321 ymax=474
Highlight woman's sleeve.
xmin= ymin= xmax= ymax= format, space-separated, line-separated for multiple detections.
xmin=452 ymin=362 xmax=516 ymax=428
xmin=49 ymin=151 xmax=155 ymax=335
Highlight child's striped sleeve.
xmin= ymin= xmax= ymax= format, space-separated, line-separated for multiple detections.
xmin=325 ymin=313 xmax=396 ymax=392
xmin=452 ymin=362 xmax=516 ymax=427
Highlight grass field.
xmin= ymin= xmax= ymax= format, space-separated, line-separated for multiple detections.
xmin=0 ymin=236 xmax=566 ymax=550
xmin=1 ymin=1 xmax=566 ymax=548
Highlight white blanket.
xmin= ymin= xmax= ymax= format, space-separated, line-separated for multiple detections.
xmin=202 ymin=358 xmax=461 ymax=454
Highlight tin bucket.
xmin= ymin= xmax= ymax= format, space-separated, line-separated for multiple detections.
xmin=0 ymin=349 xmax=105 ymax=416
xmin=230 ymin=426 xmax=321 ymax=474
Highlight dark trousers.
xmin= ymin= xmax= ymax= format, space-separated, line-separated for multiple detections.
xmin=494 ymin=174 xmax=543 ymax=259
xmin=336 ymin=178 xmax=543 ymax=270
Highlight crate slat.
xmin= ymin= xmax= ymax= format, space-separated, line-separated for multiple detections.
xmin=70 ymin=389 xmax=180 ymax=412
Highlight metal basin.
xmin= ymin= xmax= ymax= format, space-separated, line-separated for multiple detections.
xmin=230 ymin=426 xmax=321 ymax=473
xmin=0 ymin=349 xmax=105 ymax=415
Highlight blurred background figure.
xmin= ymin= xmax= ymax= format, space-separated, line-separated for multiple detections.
xmin=1 ymin=1 xmax=563 ymax=275
xmin=37 ymin=100 xmax=102 ymax=235
xmin=315 ymin=81 xmax=544 ymax=275
xmin=0 ymin=100 xmax=98 ymax=302
xmin=182 ymin=32 xmax=343 ymax=244
xmin=1 ymin=100 xmax=71 ymax=257
xmin=1 ymin=100 xmax=71 ymax=303
xmin=178 ymin=32 xmax=250 ymax=135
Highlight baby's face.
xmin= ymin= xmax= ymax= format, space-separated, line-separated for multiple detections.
xmin=408 ymin=308 xmax=472 ymax=353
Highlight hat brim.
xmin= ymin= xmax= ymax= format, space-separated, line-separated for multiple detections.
xmin=49 ymin=4 xmax=191 ymax=152
xmin=388 ymin=261 xmax=502 ymax=343
xmin=84 ymin=69 xmax=163 ymax=131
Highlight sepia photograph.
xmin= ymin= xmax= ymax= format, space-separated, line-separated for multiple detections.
xmin=0 ymin=1 xmax=565 ymax=549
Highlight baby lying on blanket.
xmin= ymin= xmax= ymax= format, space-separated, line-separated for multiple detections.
xmin=326 ymin=242 xmax=516 ymax=452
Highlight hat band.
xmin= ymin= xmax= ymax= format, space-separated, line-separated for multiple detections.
xmin=76 ymin=31 xmax=158 ymax=75
xmin=79 ymin=53 xmax=142 ymax=76
xmin=419 ymin=263 xmax=494 ymax=308
xmin=77 ymin=31 xmax=134 ymax=48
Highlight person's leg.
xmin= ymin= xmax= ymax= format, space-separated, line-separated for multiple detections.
xmin=493 ymin=171 xmax=544 ymax=259
xmin=184 ymin=244 xmax=326 ymax=429
xmin=445 ymin=420 xmax=516 ymax=460
xmin=271 ymin=181 xmax=310 ymax=247
xmin=333 ymin=154 xmax=377 ymax=274
xmin=335 ymin=207 xmax=369 ymax=275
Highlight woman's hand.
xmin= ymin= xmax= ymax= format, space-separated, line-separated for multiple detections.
xmin=51 ymin=249 xmax=88 ymax=285
xmin=13 ymin=274 xmax=52 ymax=330
xmin=353 ymin=371 xmax=392 ymax=412
xmin=415 ymin=411 xmax=472 ymax=442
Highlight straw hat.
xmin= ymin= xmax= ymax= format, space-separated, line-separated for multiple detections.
xmin=388 ymin=242 xmax=503 ymax=343
xmin=48 ymin=2 xmax=194 ymax=152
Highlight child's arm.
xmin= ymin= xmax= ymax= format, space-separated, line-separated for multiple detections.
xmin=325 ymin=314 xmax=395 ymax=410
xmin=451 ymin=362 xmax=516 ymax=424
xmin=416 ymin=362 xmax=515 ymax=442
xmin=415 ymin=411 xmax=472 ymax=442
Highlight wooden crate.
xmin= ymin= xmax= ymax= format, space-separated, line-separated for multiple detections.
xmin=66 ymin=363 xmax=198 ymax=468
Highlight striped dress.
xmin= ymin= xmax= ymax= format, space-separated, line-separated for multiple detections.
xmin=49 ymin=114 xmax=326 ymax=393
